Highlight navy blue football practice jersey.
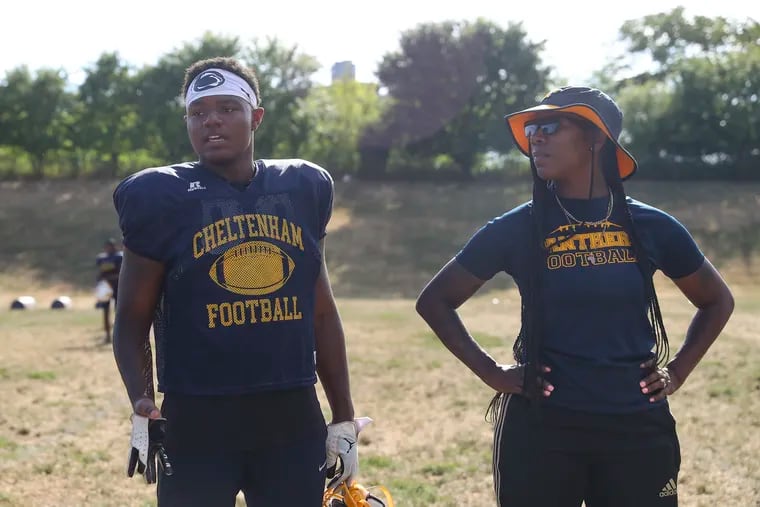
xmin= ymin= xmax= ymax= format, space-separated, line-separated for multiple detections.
xmin=96 ymin=251 xmax=123 ymax=279
xmin=113 ymin=160 xmax=333 ymax=395
xmin=456 ymin=196 xmax=704 ymax=413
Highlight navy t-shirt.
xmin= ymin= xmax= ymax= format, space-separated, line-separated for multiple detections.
xmin=113 ymin=159 xmax=333 ymax=396
xmin=456 ymin=195 xmax=704 ymax=413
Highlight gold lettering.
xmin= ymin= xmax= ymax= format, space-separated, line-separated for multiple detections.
xmin=557 ymin=237 xmax=576 ymax=252
xmin=575 ymin=252 xmax=592 ymax=267
xmin=203 ymin=224 xmax=217 ymax=252
xmin=607 ymin=248 xmax=624 ymax=264
xmin=231 ymin=301 xmax=246 ymax=325
xmin=588 ymin=233 xmax=606 ymax=249
xmin=280 ymin=218 xmax=291 ymax=245
xmin=561 ymin=253 xmax=576 ymax=268
xmin=245 ymin=299 xmax=259 ymax=323
xmin=574 ymin=235 xmax=590 ymax=251
xmin=246 ymin=214 xmax=258 ymax=237
xmin=551 ymin=235 xmax=567 ymax=252
xmin=290 ymin=222 xmax=304 ymax=251
xmin=193 ymin=232 xmax=204 ymax=259
xmin=282 ymin=297 xmax=294 ymax=320
xmin=547 ymin=255 xmax=561 ymax=270
xmin=206 ymin=304 xmax=219 ymax=328
xmin=260 ymin=299 xmax=272 ymax=322
xmin=256 ymin=214 xmax=269 ymax=238
xmin=232 ymin=215 xmax=247 ymax=240
xmin=604 ymin=231 xmax=623 ymax=247
xmin=225 ymin=217 xmax=238 ymax=242
xmin=267 ymin=215 xmax=280 ymax=240
xmin=219 ymin=303 xmax=233 ymax=327
xmin=215 ymin=219 xmax=228 ymax=248
xmin=205 ymin=297 xmax=306 ymax=328
xmin=291 ymin=296 xmax=303 ymax=320
xmin=273 ymin=298 xmax=284 ymax=321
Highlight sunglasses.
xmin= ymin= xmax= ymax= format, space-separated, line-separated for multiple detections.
xmin=524 ymin=120 xmax=560 ymax=138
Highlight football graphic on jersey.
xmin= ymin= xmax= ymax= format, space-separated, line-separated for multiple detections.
xmin=209 ymin=241 xmax=295 ymax=295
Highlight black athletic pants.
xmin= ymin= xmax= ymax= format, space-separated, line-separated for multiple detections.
xmin=492 ymin=394 xmax=680 ymax=507
xmin=156 ymin=386 xmax=327 ymax=507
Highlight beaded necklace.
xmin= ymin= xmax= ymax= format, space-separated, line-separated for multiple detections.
xmin=553 ymin=188 xmax=614 ymax=265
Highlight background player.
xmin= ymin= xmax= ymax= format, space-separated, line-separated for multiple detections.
xmin=95 ymin=238 xmax=122 ymax=343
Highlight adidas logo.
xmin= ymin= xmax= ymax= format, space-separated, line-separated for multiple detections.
xmin=659 ymin=478 xmax=677 ymax=497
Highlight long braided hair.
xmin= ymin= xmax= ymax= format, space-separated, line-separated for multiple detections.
xmin=487 ymin=134 xmax=670 ymax=423
xmin=600 ymin=140 xmax=670 ymax=367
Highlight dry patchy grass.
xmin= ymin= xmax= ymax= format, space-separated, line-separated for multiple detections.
xmin=1 ymin=179 xmax=759 ymax=506
xmin=0 ymin=283 xmax=758 ymax=506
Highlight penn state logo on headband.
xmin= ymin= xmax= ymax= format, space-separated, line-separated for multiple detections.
xmin=193 ymin=70 xmax=225 ymax=92
xmin=185 ymin=68 xmax=258 ymax=109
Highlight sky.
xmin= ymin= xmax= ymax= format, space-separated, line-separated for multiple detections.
xmin=1 ymin=0 xmax=757 ymax=87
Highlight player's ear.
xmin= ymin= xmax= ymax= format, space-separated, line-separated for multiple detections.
xmin=252 ymin=107 xmax=265 ymax=131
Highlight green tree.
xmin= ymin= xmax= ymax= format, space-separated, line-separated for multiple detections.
xmin=243 ymin=37 xmax=320 ymax=158
xmin=297 ymin=80 xmax=385 ymax=174
xmin=0 ymin=66 xmax=72 ymax=177
xmin=614 ymin=80 xmax=673 ymax=162
xmin=605 ymin=10 xmax=760 ymax=178
xmin=666 ymin=48 xmax=760 ymax=165
xmin=619 ymin=7 xmax=757 ymax=70
xmin=76 ymin=52 xmax=138 ymax=176
xmin=375 ymin=19 xmax=549 ymax=176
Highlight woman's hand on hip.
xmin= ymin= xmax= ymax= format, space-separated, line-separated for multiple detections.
xmin=640 ymin=359 xmax=682 ymax=402
xmin=485 ymin=364 xmax=554 ymax=398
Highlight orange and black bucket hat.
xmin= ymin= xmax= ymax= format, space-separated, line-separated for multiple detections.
xmin=505 ymin=86 xmax=638 ymax=180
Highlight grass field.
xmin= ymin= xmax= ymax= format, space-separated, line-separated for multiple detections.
xmin=0 ymin=179 xmax=759 ymax=506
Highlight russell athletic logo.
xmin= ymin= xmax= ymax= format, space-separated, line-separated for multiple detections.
xmin=659 ymin=478 xmax=677 ymax=497
xmin=187 ymin=181 xmax=206 ymax=192
xmin=193 ymin=70 xmax=225 ymax=91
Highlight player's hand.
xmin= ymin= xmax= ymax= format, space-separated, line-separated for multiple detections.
xmin=322 ymin=417 xmax=372 ymax=489
xmin=485 ymin=364 xmax=554 ymax=398
xmin=640 ymin=360 xmax=681 ymax=402
xmin=127 ymin=415 xmax=173 ymax=484
xmin=127 ymin=398 xmax=172 ymax=484
xmin=133 ymin=397 xmax=161 ymax=419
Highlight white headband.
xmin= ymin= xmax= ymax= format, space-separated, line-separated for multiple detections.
xmin=185 ymin=68 xmax=258 ymax=109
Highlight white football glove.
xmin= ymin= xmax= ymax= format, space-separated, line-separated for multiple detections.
xmin=322 ymin=417 xmax=372 ymax=489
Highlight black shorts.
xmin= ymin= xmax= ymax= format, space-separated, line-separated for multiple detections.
xmin=157 ymin=386 xmax=327 ymax=507
xmin=492 ymin=394 xmax=681 ymax=507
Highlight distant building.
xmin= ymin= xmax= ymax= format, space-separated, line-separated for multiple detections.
xmin=331 ymin=61 xmax=356 ymax=82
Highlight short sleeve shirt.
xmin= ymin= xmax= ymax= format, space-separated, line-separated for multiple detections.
xmin=113 ymin=159 xmax=333 ymax=395
xmin=456 ymin=196 xmax=704 ymax=413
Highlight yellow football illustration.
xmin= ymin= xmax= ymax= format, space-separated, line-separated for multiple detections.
xmin=209 ymin=240 xmax=295 ymax=295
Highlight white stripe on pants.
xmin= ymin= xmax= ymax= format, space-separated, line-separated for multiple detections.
xmin=492 ymin=394 xmax=512 ymax=506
